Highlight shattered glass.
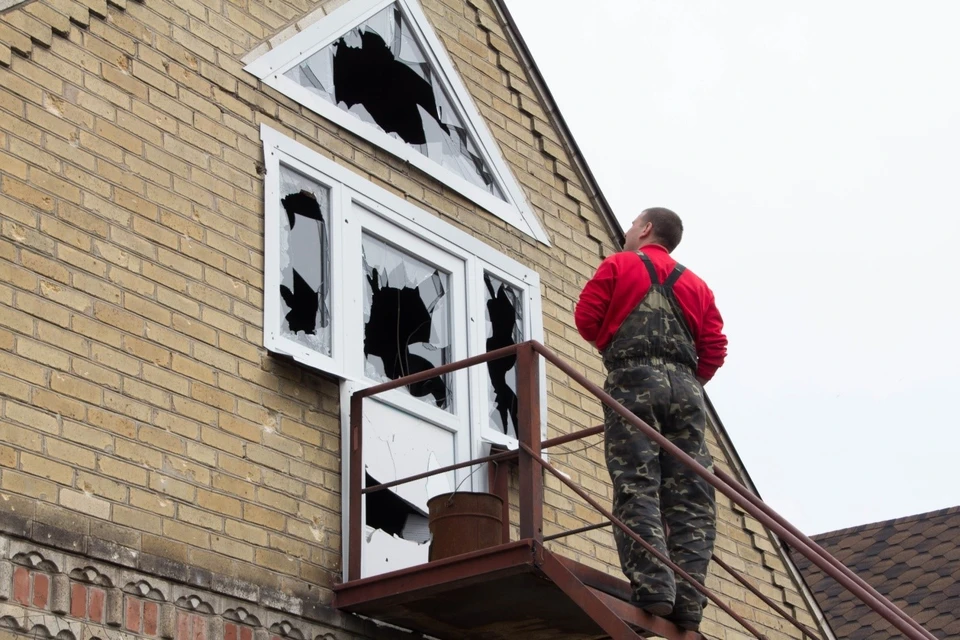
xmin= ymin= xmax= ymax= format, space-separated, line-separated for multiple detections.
xmin=284 ymin=2 xmax=504 ymax=199
xmin=484 ymin=273 xmax=522 ymax=438
xmin=278 ymin=166 xmax=332 ymax=355
xmin=362 ymin=233 xmax=452 ymax=410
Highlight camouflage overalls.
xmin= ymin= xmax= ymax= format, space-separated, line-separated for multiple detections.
xmin=602 ymin=252 xmax=716 ymax=620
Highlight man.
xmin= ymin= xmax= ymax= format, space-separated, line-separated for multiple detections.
xmin=575 ymin=207 xmax=727 ymax=630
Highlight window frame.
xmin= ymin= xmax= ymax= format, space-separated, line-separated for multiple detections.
xmin=263 ymin=125 xmax=548 ymax=581
xmin=263 ymin=122 xmax=546 ymax=439
xmin=245 ymin=0 xmax=550 ymax=245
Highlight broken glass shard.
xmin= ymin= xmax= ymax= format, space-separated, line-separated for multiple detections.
xmin=365 ymin=472 xmax=431 ymax=544
xmin=362 ymin=233 xmax=452 ymax=410
xmin=284 ymin=2 xmax=504 ymax=199
xmin=485 ymin=273 xmax=522 ymax=438
xmin=278 ymin=166 xmax=332 ymax=356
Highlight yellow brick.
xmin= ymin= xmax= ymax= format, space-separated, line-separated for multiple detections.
xmin=93 ymin=302 xmax=144 ymax=335
xmin=19 ymin=290 xmax=71 ymax=326
xmin=90 ymin=344 xmax=140 ymax=377
xmin=218 ymin=455 xmax=260 ymax=483
xmin=51 ymin=371 xmax=102 ymax=404
xmin=196 ymin=488 xmax=242 ymax=517
xmin=62 ymin=420 xmax=114 ymax=451
xmin=98 ymin=454 xmax=147 ymax=485
xmin=163 ymin=518 xmax=209 ymax=548
xmin=149 ymin=472 xmax=195 ymax=501
xmin=224 ymin=518 xmax=267 ymax=545
xmin=22 ymin=451 xmax=74 ymax=484
xmin=218 ymin=413 xmax=260 ymax=442
xmin=178 ymin=504 xmax=222 ymax=531
xmin=2 ymin=469 xmax=58 ymax=501
xmin=0 ymin=420 xmax=43 ymax=452
xmin=123 ymin=377 xmax=170 ymax=408
xmin=114 ymin=504 xmax=162 ymax=533
xmin=76 ymin=471 xmax=127 ymax=501
xmin=244 ymin=503 xmax=284 ymax=531
xmin=116 ymin=438 xmax=163 ymax=469
xmin=123 ymin=335 xmax=170 ymax=366
xmin=142 ymin=364 xmax=189 ymax=395
xmin=94 ymin=118 xmax=142 ymax=154
xmin=2 ymin=176 xmax=55 ymax=212
xmin=86 ymin=407 xmax=136 ymax=439
xmin=16 ymin=337 xmax=71 ymax=371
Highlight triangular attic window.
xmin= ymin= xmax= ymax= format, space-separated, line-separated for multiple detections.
xmin=245 ymin=0 xmax=549 ymax=244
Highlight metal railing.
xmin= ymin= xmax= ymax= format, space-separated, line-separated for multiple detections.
xmin=347 ymin=341 xmax=934 ymax=640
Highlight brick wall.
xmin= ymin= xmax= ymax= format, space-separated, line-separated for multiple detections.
xmin=0 ymin=0 xmax=824 ymax=636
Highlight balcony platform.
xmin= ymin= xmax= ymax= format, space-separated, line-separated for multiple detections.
xmin=334 ymin=539 xmax=704 ymax=640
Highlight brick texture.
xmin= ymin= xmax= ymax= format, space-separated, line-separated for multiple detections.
xmin=0 ymin=0 xmax=823 ymax=637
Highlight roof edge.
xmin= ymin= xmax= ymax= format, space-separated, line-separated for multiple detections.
xmin=490 ymin=0 xmax=624 ymax=248
xmin=814 ymin=504 xmax=960 ymax=542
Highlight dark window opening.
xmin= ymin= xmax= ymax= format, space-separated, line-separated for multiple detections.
xmin=365 ymin=472 xmax=430 ymax=544
xmin=485 ymin=273 xmax=522 ymax=437
xmin=362 ymin=234 xmax=452 ymax=410
xmin=278 ymin=167 xmax=332 ymax=355
xmin=284 ymin=3 xmax=503 ymax=198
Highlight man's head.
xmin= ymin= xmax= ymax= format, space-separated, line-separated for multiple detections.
xmin=623 ymin=207 xmax=684 ymax=253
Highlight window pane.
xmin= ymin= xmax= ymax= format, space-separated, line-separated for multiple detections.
xmin=484 ymin=273 xmax=522 ymax=438
xmin=362 ymin=233 xmax=452 ymax=410
xmin=284 ymin=3 xmax=504 ymax=199
xmin=278 ymin=166 xmax=332 ymax=355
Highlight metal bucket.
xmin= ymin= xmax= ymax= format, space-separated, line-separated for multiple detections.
xmin=427 ymin=492 xmax=503 ymax=561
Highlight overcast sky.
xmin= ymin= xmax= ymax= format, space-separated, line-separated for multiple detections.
xmin=507 ymin=0 xmax=960 ymax=535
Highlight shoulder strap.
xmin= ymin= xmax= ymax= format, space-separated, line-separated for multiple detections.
xmin=636 ymin=252 xmax=661 ymax=285
xmin=664 ymin=265 xmax=686 ymax=289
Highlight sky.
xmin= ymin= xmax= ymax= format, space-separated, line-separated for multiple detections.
xmin=507 ymin=0 xmax=960 ymax=535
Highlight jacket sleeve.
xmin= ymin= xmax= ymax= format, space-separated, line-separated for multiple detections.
xmin=695 ymin=286 xmax=727 ymax=382
xmin=575 ymin=257 xmax=617 ymax=344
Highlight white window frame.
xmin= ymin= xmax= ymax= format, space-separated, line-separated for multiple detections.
xmin=262 ymin=126 xmax=548 ymax=578
xmin=245 ymin=0 xmax=550 ymax=245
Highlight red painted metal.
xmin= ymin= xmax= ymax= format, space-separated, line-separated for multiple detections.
xmin=353 ymin=343 xmax=520 ymax=399
xmin=543 ymin=520 xmax=610 ymax=542
xmin=713 ymin=468 xmax=932 ymax=640
xmin=342 ymin=340 xmax=931 ymax=640
xmin=490 ymin=460 xmax=511 ymax=544
xmin=516 ymin=343 xmax=543 ymax=543
xmin=522 ymin=442 xmax=769 ymax=640
xmin=530 ymin=340 xmax=934 ymax=640
xmin=348 ymin=394 xmax=363 ymax=582
xmin=537 ymin=551 xmax=644 ymax=639
xmin=363 ymin=449 xmax=517 ymax=494
xmin=334 ymin=540 xmax=536 ymax=610
xmin=590 ymin=589 xmax=705 ymax=640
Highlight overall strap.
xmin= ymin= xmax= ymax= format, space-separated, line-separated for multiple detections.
xmin=636 ymin=252 xmax=661 ymax=285
xmin=663 ymin=264 xmax=686 ymax=289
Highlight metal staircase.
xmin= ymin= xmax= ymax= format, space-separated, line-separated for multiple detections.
xmin=333 ymin=341 xmax=935 ymax=640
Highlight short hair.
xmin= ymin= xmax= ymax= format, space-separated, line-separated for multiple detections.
xmin=641 ymin=207 xmax=683 ymax=252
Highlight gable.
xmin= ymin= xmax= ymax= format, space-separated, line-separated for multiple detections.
xmin=244 ymin=0 xmax=549 ymax=244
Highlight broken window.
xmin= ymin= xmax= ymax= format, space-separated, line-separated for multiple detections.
xmin=278 ymin=166 xmax=332 ymax=355
xmin=484 ymin=273 xmax=522 ymax=438
xmin=362 ymin=233 xmax=452 ymax=410
xmin=284 ymin=3 xmax=503 ymax=199
xmin=364 ymin=472 xmax=431 ymax=543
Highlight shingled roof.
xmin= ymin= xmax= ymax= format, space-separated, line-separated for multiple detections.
xmin=791 ymin=506 xmax=960 ymax=639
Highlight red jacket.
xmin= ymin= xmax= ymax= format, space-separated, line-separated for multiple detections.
xmin=575 ymin=245 xmax=727 ymax=382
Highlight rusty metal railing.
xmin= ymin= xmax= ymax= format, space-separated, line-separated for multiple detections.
xmin=347 ymin=340 xmax=934 ymax=640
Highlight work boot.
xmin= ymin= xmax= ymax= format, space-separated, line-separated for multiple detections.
xmin=666 ymin=607 xmax=702 ymax=631
xmin=631 ymin=595 xmax=673 ymax=617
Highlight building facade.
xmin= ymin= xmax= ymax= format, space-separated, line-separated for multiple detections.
xmin=0 ymin=0 xmax=831 ymax=637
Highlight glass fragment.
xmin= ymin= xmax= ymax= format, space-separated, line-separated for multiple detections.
xmin=285 ymin=3 xmax=503 ymax=199
xmin=484 ymin=273 xmax=522 ymax=438
xmin=362 ymin=233 xmax=452 ymax=410
xmin=278 ymin=166 xmax=332 ymax=355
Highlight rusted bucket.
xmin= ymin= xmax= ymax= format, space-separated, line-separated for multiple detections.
xmin=427 ymin=492 xmax=503 ymax=561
